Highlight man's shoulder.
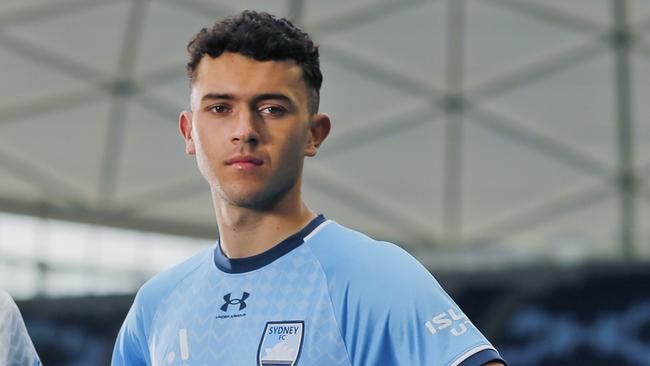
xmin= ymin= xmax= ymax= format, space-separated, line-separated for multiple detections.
xmin=306 ymin=221 xmax=451 ymax=325
xmin=135 ymin=245 xmax=214 ymax=307
xmin=308 ymin=220 xmax=425 ymax=266
xmin=307 ymin=221 xmax=435 ymax=289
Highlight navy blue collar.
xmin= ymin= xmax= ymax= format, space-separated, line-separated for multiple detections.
xmin=214 ymin=215 xmax=326 ymax=274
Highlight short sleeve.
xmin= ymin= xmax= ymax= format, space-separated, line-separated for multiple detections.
xmin=306 ymin=224 xmax=507 ymax=366
xmin=112 ymin=290 xmax=150 ymax=366
xmin=344 ymin=245 xmax=505 ymax=365
xmin=0 ymin=290 xmax=41 ymax=366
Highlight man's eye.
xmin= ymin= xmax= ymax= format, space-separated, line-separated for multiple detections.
xmin=261 ymin=106 xmax=286 ymax=116
xmin=210 ymin=105 xmax=229 ymax=113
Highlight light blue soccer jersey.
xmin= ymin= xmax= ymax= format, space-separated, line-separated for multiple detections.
xmin=112 ymin=215 xmax=506 ymax=366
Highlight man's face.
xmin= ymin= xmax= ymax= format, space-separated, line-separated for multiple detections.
xmin=180 ymin=52 xmax=329 ymax=209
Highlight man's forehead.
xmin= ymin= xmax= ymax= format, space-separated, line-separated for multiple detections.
xmin=197 ymin=53 xmax=303 ymax=84
xmin=190 ymin=53 xmax=307 ymax=102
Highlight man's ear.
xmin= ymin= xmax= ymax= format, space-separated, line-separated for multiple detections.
xmin=179 ymin=110 xmax=195 ymax=155
xmin=305 ymin=113 xmax=331 ymax=157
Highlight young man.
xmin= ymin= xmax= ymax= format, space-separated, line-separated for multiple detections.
xmin=112 ymin=11 xmax=506 ymax=366
xmin=0 ymin=290 xmax=41 ymax=366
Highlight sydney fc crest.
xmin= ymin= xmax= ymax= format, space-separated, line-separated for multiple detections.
xmin=257 ymin=321 xmax=304 ymax=366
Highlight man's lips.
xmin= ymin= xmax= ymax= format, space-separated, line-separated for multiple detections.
xmin=226 ymin=155 xmax=263 ymax=169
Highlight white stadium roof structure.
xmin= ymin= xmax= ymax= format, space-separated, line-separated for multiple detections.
xmin=1 ymin=0 xmax=650 ymax=297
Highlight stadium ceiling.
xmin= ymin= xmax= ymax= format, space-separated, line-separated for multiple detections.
xmin=1 ymin=0 xmax=650 ymax=263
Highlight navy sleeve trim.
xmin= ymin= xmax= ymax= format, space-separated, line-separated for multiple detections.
xmin=213 ymin=214 xmax=326 ymax=273
xmin=458 ymin=349 xmax=507 ymax=366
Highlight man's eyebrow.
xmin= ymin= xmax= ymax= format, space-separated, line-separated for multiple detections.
xmin=201 ymin=93 xmax=235 ymax=102
xmin=200 ymin=92 xmax=296 ymax=106
xmin=251 ymin=93 xmax=294 ymax=105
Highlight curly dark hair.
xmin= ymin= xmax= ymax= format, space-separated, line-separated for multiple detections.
xmin=186 ymin=10 xmax=322 ymax=113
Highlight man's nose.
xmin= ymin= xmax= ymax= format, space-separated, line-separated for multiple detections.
xmin=231 ymin=110 xmax=259 ymax=144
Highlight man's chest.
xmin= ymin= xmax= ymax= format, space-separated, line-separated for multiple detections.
xmin=148 ymin=270 xmax=351 ymax=365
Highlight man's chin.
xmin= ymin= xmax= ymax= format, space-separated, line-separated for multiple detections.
xmin=219 ymin=189 xmax=283 ymax=211
xmin=215 ymin=176 xmax=299 ymax=210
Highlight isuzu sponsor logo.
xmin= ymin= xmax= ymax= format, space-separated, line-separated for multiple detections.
xmin=425 ymin=307 xmax=472 ymax=337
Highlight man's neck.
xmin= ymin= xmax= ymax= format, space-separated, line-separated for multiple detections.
xmin=214 ymin=192 xmax=317 ymax=259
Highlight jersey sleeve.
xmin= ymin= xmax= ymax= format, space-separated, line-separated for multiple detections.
xmin=112 ymin=289 xmax=151 ymax=366
xmin=111 ymin=246 xmax=212 ymax=366
xmin=0 ymin=290 xmax=41 ymax=366
xmin=307 ymin=224 xmax=506 ymax=366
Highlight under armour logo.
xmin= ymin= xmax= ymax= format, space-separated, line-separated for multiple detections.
xmin=220 ymin=292 xmax=250 ymax=312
